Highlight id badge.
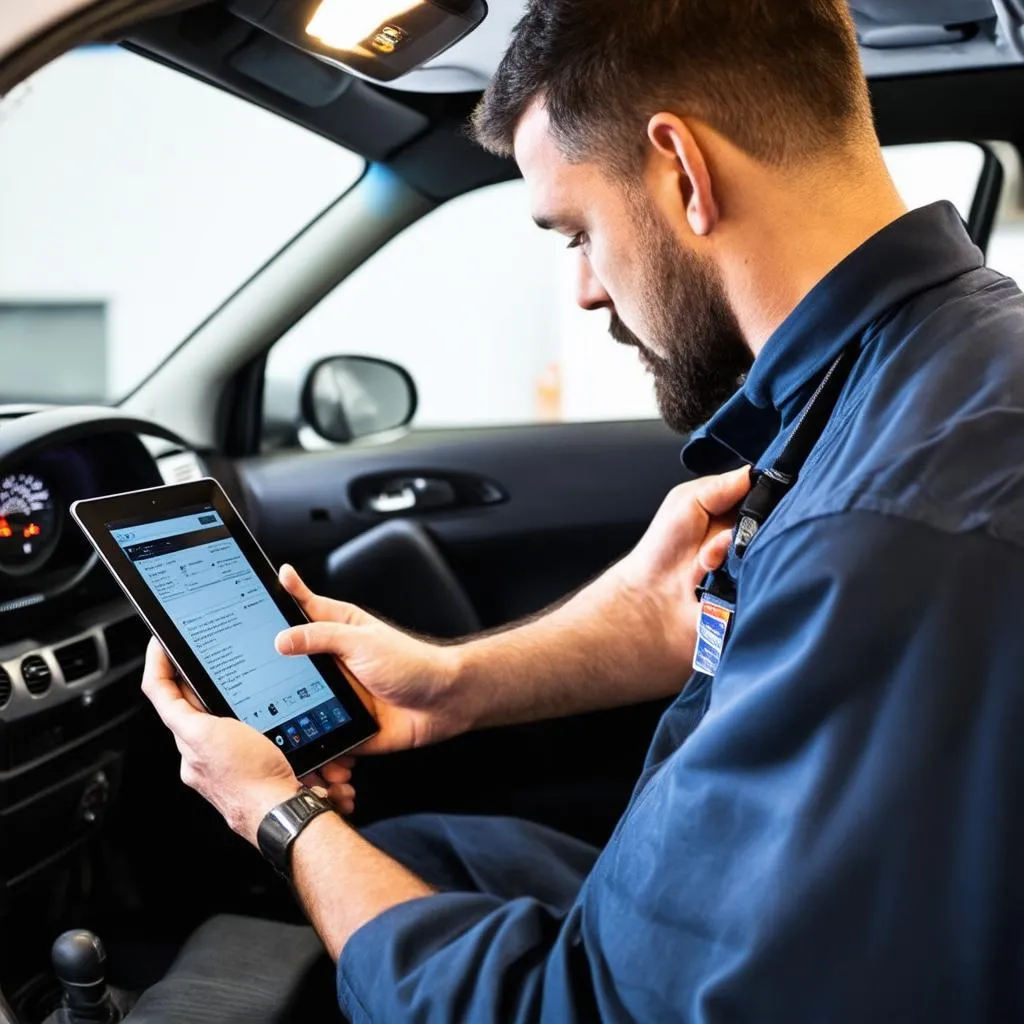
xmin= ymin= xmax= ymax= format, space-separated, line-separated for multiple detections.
xmin=693 ymin=595 xmax=735 ymax=677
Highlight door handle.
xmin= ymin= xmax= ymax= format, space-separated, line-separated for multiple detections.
xmin=364 ymin=476 xmax=458 ymax=514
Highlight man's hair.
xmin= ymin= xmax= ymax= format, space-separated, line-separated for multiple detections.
xmin=472 ymin=0 xmax=873 ymax=172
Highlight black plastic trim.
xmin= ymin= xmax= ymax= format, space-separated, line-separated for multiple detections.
xmin=968 ymin=144 xmax=1006 ymax=252
xmin=324 ymin=519 xmax=481 ymax=637
xmin=125 ymin=10 xmax=431 ymax=162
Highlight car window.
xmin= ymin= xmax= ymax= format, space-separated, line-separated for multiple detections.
xmin=264 ymin=142 xmax=989 ymax=437
xmin=0 ymin=46 xmax=364 ymax=404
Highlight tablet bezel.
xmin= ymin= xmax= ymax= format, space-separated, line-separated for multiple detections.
xmin=71 ymin=478 xmax=378 ymax=777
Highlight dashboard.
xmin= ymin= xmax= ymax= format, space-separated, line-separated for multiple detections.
xmin=0 ymin=406 xmax=219 ymax=896
xmin=0 ymin=431 xmax=205 ymax=705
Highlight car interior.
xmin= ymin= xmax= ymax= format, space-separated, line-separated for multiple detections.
xmin=3 ymin=0 xmax=1024 ymax=1020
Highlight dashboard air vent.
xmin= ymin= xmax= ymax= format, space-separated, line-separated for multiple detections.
xmin=21 ymin=655 xmax=52 ymax=696
xmin=0 ymin=667 xmax=10 ymax=709
xmin=55 ymin=637 xmax=101 ymax=683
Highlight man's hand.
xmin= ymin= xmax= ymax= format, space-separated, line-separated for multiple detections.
xmin=276 ymin=566 xmax=470 ymax=755
xmin=141 ymin=645 xmax=435 ymax=962
xmin=614 ymin=465 xmax=751 ymax=609
xmin=276 ymin=467 xmax=751 ymax=744
xmin=140 ymin=641 xmax=356 ymax=843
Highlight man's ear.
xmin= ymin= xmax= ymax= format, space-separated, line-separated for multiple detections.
xmin=647 ymin=113 xmax=719 ymax=238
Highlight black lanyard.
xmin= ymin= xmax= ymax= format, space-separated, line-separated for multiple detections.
xmin=697 ymin=346 xmax=858 ymax=607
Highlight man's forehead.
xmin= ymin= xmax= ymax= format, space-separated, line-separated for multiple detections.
xmin=513 ymin=97 xmax=557 ymax=169
xmin=513 ymin=100 xmax=587 ymax=229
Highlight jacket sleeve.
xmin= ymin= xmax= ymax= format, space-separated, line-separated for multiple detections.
xmin=337 ymin=891 xmax=594 ymax=1023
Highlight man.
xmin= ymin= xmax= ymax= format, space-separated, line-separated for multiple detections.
xmin=139 ymin=0 xmax=1024 ymax=1020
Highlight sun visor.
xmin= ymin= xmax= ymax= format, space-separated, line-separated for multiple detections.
xmin=230 ymin=0 xmax=487 ymax=84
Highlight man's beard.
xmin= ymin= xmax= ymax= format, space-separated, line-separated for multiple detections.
xmin=611 ymin=201 xmax=752 ymax=434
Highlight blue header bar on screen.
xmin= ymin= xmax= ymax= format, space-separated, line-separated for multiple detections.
xmin=110 ymin=509 xmax=224 ymax=548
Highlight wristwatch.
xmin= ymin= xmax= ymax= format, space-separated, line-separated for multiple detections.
xmin=257 ymin=786 xmax=334 ymax=879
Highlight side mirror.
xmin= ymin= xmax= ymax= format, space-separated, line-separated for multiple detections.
xmin=300 ymin=356 xmax=417 ymax=444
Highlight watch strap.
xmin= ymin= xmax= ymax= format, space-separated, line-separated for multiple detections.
xmin=257 ymin=787 xmax=333 ymax=878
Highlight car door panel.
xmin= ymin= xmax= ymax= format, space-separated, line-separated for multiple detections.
xmin=239 ymin=420 xmax=691 ymax=624
xmin=240 ymin=422 xmax=687 ymax=556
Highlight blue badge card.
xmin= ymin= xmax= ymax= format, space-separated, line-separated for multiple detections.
xmin=693 ymin=596 xmax=734 ymax=677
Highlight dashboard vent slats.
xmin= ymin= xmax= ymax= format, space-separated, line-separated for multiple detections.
xmin=0 ymin=667 xmax=10 ymax=708
xmin=21 ymin=655 xmax=51 ymax=696
xmin=54 ymin=637 xmax=100 ymax=684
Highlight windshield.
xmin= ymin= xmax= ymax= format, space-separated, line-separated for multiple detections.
xmin=0 ymin=45 xmax=364 ymax=405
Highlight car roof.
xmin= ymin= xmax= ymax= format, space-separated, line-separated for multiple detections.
xmin=6 ymin=1 xmax=1024 ymax=202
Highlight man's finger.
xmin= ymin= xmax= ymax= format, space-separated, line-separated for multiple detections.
xmin=279 ymin=564 xmax=332 ymax=617
xmin=698 ymin=528 xmax=734 ymax=573
xmin=276 ymin=621 xmax=352 ymax=658
xmin=320 ymin=758 xmax=355 ymax=783
xmin=280 ymin=565 xmax=368 ymax=628
xmin=143 ymin=637 xmax=176 ymax=679
xmin=142 ymin=640 xmax=207 ymax=742
xmin=326 ymin=784 xmax=356 ymax=815
xmin=692 ymin=467 xmax=752 ymax=520
xmin=179 ymin=682 xmax=207 ymax=713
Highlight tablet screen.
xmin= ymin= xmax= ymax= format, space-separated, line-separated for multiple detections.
xmin=109 ymin=504 xmax=351 ymax=752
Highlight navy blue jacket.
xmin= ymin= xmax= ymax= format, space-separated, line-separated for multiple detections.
xmin=338 ymin=203 xmax=1024 ymax=1021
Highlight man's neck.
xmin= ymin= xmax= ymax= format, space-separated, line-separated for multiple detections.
xmin=718 ymin=156 xmax=909 ymax=356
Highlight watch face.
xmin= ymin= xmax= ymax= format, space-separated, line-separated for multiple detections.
xmin=293 ymin=789 xmax=326 ymax=821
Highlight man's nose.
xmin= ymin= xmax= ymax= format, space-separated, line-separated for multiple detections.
xmin=576 ymin=252 xmax=613 ymax=312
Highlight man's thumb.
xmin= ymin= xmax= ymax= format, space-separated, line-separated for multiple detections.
xmin=693 ymin=467 xmax=752 ymax=519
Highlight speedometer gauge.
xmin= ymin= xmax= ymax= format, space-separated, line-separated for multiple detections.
xmin=0 ymin=472 xmax=61 ymax=574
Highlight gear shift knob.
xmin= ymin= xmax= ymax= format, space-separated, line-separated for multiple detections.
xmin=52 ymin=931 xmax=120 ymax=1023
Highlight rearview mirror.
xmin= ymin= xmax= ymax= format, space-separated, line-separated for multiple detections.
xmin=300 ymin=356 xmax=417 ymax=444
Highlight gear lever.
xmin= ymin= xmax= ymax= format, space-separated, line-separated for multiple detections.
xmin=51 ymin=931 xmax=121 ymax=1024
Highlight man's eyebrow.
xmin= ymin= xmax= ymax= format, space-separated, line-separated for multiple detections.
xmin=533 ymin=215 xmax=575 ymax=233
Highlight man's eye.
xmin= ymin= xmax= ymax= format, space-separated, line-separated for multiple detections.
xmin=566 ymin=232 xmax=587 ymax=251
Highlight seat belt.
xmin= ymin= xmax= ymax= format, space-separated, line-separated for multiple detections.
xmin=692 ymin=346 xmax=858 ymax=677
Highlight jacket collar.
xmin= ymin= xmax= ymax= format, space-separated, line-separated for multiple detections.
xmin=682 ymin=201 xmax=984 ymax=475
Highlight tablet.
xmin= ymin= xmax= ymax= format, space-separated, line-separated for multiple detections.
xmin=71 ymin=479 xmax=378 ymax=776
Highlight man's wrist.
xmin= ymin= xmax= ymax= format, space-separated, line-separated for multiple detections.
xmin=439 ymin=642 xmax=482 ymax=734
xmin=241 ymin=778 xmax=303 ymax=846
xmin=607 ymin=548 xmax=658 ymax=597
xmin=592 ymin=559 xmax=699 ymax=677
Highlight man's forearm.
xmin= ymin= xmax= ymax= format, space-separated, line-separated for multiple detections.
xmin=452 ymin=559 xmax=694 ymax=731
xmin=288 ymin=801 xmax=435 ymax=960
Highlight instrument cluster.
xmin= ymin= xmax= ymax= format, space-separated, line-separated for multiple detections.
xmin=0 ymin=472 xmax=61 ymax=576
